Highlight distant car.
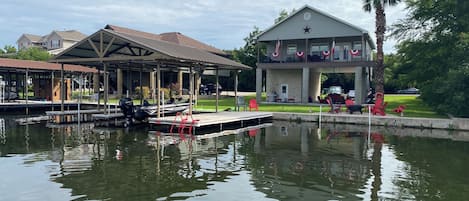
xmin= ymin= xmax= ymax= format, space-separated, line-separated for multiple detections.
xmin=328 ymin=86 xmax=343 ymax=95
xmin=4 ymin=91 xmax=18 ymax=99
xmin=397 ymin=87 xmax=419 ymax=94
xmin=200 ymin=83 xmax=222 ymax=95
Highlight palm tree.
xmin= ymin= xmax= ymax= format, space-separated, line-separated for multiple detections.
xmin=363 ymin=0 xmax=400 ymax=94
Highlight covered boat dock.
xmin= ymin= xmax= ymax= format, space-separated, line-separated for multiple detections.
xmin=50 ymin=25 xmax=268 ymax=128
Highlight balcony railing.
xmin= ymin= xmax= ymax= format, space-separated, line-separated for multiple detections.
xmin=259 ymin=53 xmax=366 ymax=64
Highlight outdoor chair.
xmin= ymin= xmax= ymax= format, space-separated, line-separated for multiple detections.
xmin=235 ymin=96 xmax=246 ymax=111
xmin=345 ymin=98 xmax=363 ymax=114
xmin=326 ymin=97 xmax=341 ymax=113
xmin=393 ymin=105 xmax=406 ymax=116
xmin=371 ymin=92 xmax=387 ymax=116
xmin=249 ymin=99 xmax=259 ymax=111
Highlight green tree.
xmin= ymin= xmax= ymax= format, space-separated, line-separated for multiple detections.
xmin=363 ymin=0 xmax=401 ymax=95
xmin=391 ymin=0 xmax=469 ymax=117
xmin=232 ymin=26 xmax=264 ymax=91
xmin=14 ymin=47 xmax=51 ymax=61
xmin=275 ymin=9 xmax=294 ymax=23
xmin=2 ymin=45 xmax=17 ymax=54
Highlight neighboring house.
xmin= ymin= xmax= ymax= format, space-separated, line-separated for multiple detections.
xmin=16 ymin=30 xmax=87 ymax=55
xmin=16 ymin=34 xmax=43 ymax=50
xmin=255 ymin=5 xmax=376 ymax=104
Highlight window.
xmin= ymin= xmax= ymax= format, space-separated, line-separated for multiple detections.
xmin=51 ymin=40 xmax=60 ymax=49
xmin=310 ymin=44 xmax=329 ymax=57
xmin=287 ymin=44 xmax=297 ymax=55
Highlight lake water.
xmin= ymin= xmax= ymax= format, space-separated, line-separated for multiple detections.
xmin=1 ymin=115 xmax=469 ymax=201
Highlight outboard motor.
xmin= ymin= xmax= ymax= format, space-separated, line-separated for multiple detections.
xmin=119 ymin=98 xmax=134 ymax=127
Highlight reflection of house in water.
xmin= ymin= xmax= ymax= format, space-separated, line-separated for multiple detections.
xmin=248 ymin=122 xmax=371 ymax=200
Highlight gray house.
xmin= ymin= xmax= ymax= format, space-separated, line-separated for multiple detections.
xmin=255 ymin=5 xmax=375 ymax=104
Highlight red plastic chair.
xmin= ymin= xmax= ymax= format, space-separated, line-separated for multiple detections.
xmin=371 ymin=92 xmax=387 ymax=116
xmin=393 ymin=105 xmax=406 ymax=116
xmin=326 ymin=97 xmax=341 ymax=113
xmin=249 ymin=99 xmax=259 ymax=111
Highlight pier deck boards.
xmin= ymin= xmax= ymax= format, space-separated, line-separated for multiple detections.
xmin=148 ymin=111 xmax=273 ymax=128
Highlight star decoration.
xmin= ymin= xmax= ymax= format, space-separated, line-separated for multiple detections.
xmin=303 ymin=26 xmax=311 ymax=34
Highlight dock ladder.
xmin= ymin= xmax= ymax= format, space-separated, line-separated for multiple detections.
xmin=169 ymin=112 xmax=199 ymax=135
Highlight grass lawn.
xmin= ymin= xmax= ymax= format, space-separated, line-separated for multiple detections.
xmin=195 ymin=94 xmax=446 ymax=119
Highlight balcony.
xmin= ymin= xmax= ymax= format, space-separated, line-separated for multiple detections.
xmin=257 ymin=53 xmax=376 ymax=71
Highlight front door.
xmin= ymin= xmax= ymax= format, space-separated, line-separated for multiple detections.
xmin=280 ymin=84 xmax=288 ymax=102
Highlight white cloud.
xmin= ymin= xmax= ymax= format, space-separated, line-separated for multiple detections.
xmin=0 ymin=0 xmax=407 ymax=53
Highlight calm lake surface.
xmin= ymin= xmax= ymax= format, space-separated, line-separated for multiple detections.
xmin=1 ymin=115 xmax=469 ymax=201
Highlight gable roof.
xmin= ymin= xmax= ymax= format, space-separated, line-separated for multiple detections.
xmin=256 ymin=5 xmax=375 ymax=49
xmin=17 ymin=34 xmax=42 ymax=43
xmin=51 ymin=28 xmax=250 ymax=70
xmin=51 ymin=30 xmax=87 ymax=41
xmin=105 ymin=24 xmax=226 ymax=55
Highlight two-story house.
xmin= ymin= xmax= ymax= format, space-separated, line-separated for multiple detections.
xmin=16 ymin=34 xmax=44 ymax=50
xmin=16 ymin=30 xmax=87 ymax=55
xmin=255 ymin=5 xmax=376 ymax=104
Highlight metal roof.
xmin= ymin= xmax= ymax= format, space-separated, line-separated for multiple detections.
xmin=0 ymin=58 xmax=97 ymax=73
xmin=105 ymin=24 xmax=227 ymax=55
xmin=51 ymin=28 xmax=250 ymax=71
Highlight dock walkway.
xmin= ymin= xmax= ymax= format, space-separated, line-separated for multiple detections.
xmin=148 ymin=111 xmax=273 ymax=131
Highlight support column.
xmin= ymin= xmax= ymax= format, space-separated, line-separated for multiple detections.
xmin=150 ymin=71 xmax=156 ymax=102
xmin=60 ymin=64 xmax=64 ymax=112
xmin=256 ymin=68 xmax=262 ymax=103
xmin=302 ymin=67 xmax=310 ymax=103
xmin=189 ymin=67 xmax=194 ymax=115
xmin=93 ymin=72 xmax=99 ymax=93
xmin=177 ymin=69 xmax=183 ymax=96
xmin=355 ymin=67 xmax=366 ymax=104
xmin=97 ymin=69 xmax=101 ymax=111
xmin=195 ymin=72 xmax=200 ymax=104
xmin=117 ymin=68 xmax=123 ymax=98
xmin=309 ymin=72 xmax=321 ymax=102
xmin=234 ymin=70 xmax=238 ymax=109
xmin=104 ymin=64 xmax=108 ymax=114
xmin=157 ymin=64 xmax=161 ymax=118
xmin=215 ymin=68 xmax=219 ymax=113
xmin=139 ymin=64 xmax=143 ymax=105
xmin=25 ymin=69 xmax=29 ymax=115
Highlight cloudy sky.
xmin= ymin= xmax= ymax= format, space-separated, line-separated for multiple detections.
xmin=1 ymin=0 xmax=407 ymax=53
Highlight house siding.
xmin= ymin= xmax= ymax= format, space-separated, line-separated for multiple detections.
xmin=258 ymin=8 xmax=363 ymax=42
xmin=266 ymin=69 xmax=302 ymax=102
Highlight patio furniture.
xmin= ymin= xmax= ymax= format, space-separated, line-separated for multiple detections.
xmin=235 ymin=96 xmax=246 ymax=111
xmin=326 ymin=97 xmax=341 ymax=113
xmin=249 ymin=99 xmax=259 ymax=111
xmin=371 ymin=92 xmax=387 ymax=116
xmin=393 ymin=105 xmax=406 ymax=116
xmin=345 ymin=98 xmax=363 ymax=114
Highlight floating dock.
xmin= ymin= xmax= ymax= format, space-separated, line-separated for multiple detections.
xmin=148 ymin=111 xmax=273 ymax=133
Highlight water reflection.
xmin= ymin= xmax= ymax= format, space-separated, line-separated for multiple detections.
xmin=1 ymin=117 xmax=469 ymax=201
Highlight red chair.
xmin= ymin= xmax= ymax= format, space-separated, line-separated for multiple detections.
xmin=393 ymin=105 xmax=406 ymax=116
xmin=249 ymin=99 xmax=259 ymax=111
xmin=326 ymin=97 xmax=341 ymax=113
xmin=371 ymin=92 xmax=387 ymax=116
